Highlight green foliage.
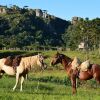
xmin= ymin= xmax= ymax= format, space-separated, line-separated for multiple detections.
xmin=0 ymin=70 xmax=100 ymax=100
xmin=63 ymin=18 xmax=100 ymax=50
xmin=0 ymin=6 xmax=69 ymax=48
xmin=0 ymin=5 xmax=100 ymax=50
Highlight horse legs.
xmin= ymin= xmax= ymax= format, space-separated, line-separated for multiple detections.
xmin=0 ymin=70 xmax=5 ymax=78
xmin=25 ymin=74 xmax=28 ymax=80
xmin=93 ymin=73 xmax=100 ymax=84
xmin=71 ymin=73 xmax=77 ymax=94
xmin=20 ymin=76 xmax=24 ymax=91
xmin=13 ymin=73 xmax=19 ymax=91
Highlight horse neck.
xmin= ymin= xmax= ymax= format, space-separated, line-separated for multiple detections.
xmin=31 ymin=56 xmax=38 ymax=65
xmin=61 ymin=56 xmax=72 ymax=75
xmin=21 ymin=56 xmax=38 ymax=66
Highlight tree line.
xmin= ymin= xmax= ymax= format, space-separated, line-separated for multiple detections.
xmin=63 ymin=18 xmax=100 ymax=50
xmin=0 ymin=5 xmax=100 ymax=50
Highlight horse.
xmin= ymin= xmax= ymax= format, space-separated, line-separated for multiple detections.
xmin=0 ymin=54 xmax=47 ymax=91
xmin=50 ymin=52 xmax=100 ymax=94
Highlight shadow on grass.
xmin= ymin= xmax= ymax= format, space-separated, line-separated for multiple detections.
xmin=32 ymin=92 xmax=68 ymax=96
xmin=30 ymin=84 xmax=54 ymax=91
xmin=29 ymin=76 xmax=71 ymax=86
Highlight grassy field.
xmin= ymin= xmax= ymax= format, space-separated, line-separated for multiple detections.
xmin=0 ymin=70 xmax=100 ymax=100
xmin=0 ymin=50 xmax=100 ymax=100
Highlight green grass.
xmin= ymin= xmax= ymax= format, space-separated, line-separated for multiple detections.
xmin=0 ymin=50 xmax=100 ymax=100
xmin=0 ymin=70 xmax=100 ymax=100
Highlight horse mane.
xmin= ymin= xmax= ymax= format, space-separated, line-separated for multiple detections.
xmin=4 ymin=54 xmax=37 ymax=66
xmin=60 ymin=54 xmax=72 ymax=62
xmin=18 ymin=54 xmax=44 ymax=71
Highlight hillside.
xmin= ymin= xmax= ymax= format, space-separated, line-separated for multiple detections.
xmin=0 ymin=5 xmax=100 ymax=50
xmin=0 ymin=5 xmax=70 ymax=49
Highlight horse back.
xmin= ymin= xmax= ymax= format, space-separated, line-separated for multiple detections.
xmin=4 ymin=55 xmax=22 ymax=67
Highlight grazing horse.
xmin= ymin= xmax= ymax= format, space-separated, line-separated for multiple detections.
xmin=51 ymin=52 xmax=100 ymax=94
xmin=0 ymin=54 xmax=47 ymax=91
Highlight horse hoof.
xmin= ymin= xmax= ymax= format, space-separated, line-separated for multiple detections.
xmin=72 ymin=91 xmax=77 ymax=95
xmin=12 ymin=89 xmax=15 ymax=91
xmin=20 ymin=89 xmax=23 ymax=92
xmin=12 ymin=87 xmax=16 ymax=91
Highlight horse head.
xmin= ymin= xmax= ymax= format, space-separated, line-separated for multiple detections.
xmin=37 ymin=53 xmax=47 ymax=70
xmin=50 ymin=52 xmax=63 ymax=66
xmin=51 ymin=52 xmax=72 ymax=67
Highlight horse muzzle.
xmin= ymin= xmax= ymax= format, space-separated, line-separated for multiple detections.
xmin=50 ymin=61 xmax=55 ymax=66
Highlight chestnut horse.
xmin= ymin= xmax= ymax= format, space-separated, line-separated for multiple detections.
xmin=51 ymin=52 xmax=100 ymax=94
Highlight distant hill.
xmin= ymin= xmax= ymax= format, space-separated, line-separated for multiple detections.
xmin=0 ymin=5 xmax=71 ymax=49
xmin=2 ymin=5 xmax=99 ymax=51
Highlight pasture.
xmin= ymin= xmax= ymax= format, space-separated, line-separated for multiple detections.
xmin=0 ymin=50 xmax=100 ymax=100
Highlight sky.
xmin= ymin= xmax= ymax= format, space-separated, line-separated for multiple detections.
xmin=0 ymin=0 xmax=100 ymax=21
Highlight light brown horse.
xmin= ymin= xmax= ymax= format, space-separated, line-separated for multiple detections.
xmin=0 ymin=54 xmax=47 ymax=91
xmin=51 ymin=52 xmax=100 ymax=94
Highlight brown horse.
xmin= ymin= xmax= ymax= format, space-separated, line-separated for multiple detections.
xmin=51 ymin=52 xmax=100 ymax=94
